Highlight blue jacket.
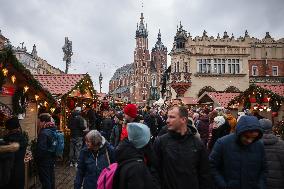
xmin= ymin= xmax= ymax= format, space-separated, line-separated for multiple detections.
xmin=209 ymin=116 xmax=267 ymax=189
xmin=36 ymin=126 xmax=57 ymax=163
xmin=74 ymin=142 xmax=115 ymax=189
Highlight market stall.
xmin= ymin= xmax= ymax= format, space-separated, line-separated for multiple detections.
xmin=0 ymin=47 xmax=56 ymax=189
xmin=34 ymin=73 xmax=96 ymax=130
xmin=229 ymin=83 xmax=284 ymax=124
xmin=0 ymin=47 xmax=55 ymax=139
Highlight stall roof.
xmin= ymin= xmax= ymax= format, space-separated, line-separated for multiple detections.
xmin=34 ymin=74 xmax=86 ymax=96
xmin=255 ymin=83 xmax=284 ymax=96
xmin=198 ymin=92 xmax=240 ymax=107
xmin=180 ymin=97 xmax=199 ymax=105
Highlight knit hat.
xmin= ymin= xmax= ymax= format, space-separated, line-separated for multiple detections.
xmin=127 ymin=122 xmax=150 ymax=149
xmin=214 ymin=116 xmax=225 ymax=127
xmin=123 ymin=104 xmax=137 ymax=118
xmin=5 ymin=117 xmax=21 ymax=130
xmin=259 ymin=118 xmax=272 ymax=131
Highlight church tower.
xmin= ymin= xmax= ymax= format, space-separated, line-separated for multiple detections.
xmin=132 ymin=13 xmax=151 ymax=105
xmin=150 ymin=30 xmax=167 ymax=101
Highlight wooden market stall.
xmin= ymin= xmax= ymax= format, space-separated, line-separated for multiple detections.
xmin=228 ymin=84 xmax=284 ymax=123
xmin=34 ymin=73 xmax=96 ymax=130
xmin=0 ymin=47 xmax=56 ymax=140
xmin=0 ymin=47 xmax=56 ymax=189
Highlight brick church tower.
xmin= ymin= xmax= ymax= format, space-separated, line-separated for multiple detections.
xmin=149 ymin=30 xmax=167 ymax=102
xmin=131 ymin=13 xmax=151 ymax=106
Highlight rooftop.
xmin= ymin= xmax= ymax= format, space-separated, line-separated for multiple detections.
xmin=34 ymin=74 xmax=86 ymax=96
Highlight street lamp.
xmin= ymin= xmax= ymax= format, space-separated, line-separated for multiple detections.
xmin=99 ymin=72 xmax=103 ymax=93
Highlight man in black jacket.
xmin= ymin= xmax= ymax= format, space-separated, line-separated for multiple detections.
xmin=153 ymin=106 xmax=211 ymax=189
xmin=68 ymin=107 xmax=86 ymax=167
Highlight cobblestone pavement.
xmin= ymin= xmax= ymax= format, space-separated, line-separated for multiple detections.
xmin=35 ymin=163 xmax=76 ymax=189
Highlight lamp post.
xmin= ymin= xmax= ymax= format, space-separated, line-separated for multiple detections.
xmin=99 ymin=72 xmax=103 ymax=93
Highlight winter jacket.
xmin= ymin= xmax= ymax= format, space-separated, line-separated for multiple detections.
xmin=35 ymin=126 xmax=57 ymax=163
xmin=0 ymin=142 xmax=19 ymax=188
xmin=209 ymin=116 xmax=267 ymax=189
xmin=101 ymin=118 xmax=114 ymax=141
xmin=196 ymin=115 xmax=210 ymax=145
xmin=74 ymin=142 xmax=115 ymax=189
xmin=226 ymin=113 xmax=237 ymax=133
xmin=68 ymin=111 xmax=86 ymax=138
xmin=153 ymin=126 xmax=212 ymax=189
xmin=113 ymin=139 xmax=160 ymax=189
xmin=144 ymin=114 xmax=163 ymax=138
xmin=3 ymin=130 xmax=28 ymax=189
xmin=207 ymin=120 xmax=231 ymax=151
xmin=262 ymin=132 xmax=284 ymax=189
xmin=110 ymin=123 xmax=122 ymax=148
xmin=86 ymin=109 xmax=97 ymax=130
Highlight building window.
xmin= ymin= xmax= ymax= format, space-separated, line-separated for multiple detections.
xmin=143 ymin=76 xmax=146 ymax=82
xmin=272 ymin=66 xmax=278 ymax=76
xmin=177 ymin=62 xmax=180 ymax=72
xmin=252 ymin=66 xmax=258 ymax=76
xmin=184 ymin=62 xmax=188 ymax=72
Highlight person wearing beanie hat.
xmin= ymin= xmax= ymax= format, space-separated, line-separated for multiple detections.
xmin=113 ymin=122 xmax=160 ymax=189
xmin=127 ymin=122 xmax=150 ymax=148
xmin=209 ymin=115 xmax=267 ymax=189
xmin=123 ymin=104 xmax=137 ymax=121
xmin=3 ymin=117 xmax=28 ymax=189
xmin=120 ymin=104 xmax=140 ymax=141
xmin=260 ymin=118 xmax=284 ymax=189
xmin=5 ymin=117 xmax=21 ymax=130
xmin=207 ymin=115 xmax=230 ymax=151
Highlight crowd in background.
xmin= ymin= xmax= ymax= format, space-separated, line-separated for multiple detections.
xmin=0 ymin=103 xmax=284 ymax=189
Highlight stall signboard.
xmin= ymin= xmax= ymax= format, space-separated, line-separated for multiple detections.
xmin=0 ymin=86 xmax=15 ymax=96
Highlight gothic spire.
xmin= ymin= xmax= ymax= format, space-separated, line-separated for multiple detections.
xmin=152 ymin=29 xmax=167 ymax=52
xmin=136 ymin=13 xmax=148 ymax=38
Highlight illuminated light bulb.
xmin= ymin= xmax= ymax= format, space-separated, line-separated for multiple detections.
xmin=2 ymin=68 xmax=8 ymax=76
xmin=35 ymin=95 xmax=39 ymax=101
xmin=24 ymin=86 xmax=29 ymax=93
xmin=11 ymin=75 xmax=16 ymax=83
xmin=50 ymin=108 xmax=55 ymax=113
xmin=44 ymin=101 xmax=48 ymax=107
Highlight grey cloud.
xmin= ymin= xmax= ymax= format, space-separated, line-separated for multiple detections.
xmin=0 ymin=0 xmax=283 ymax=92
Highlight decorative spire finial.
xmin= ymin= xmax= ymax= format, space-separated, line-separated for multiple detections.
xmin=245 ymin=30 xmax=249 ymax=37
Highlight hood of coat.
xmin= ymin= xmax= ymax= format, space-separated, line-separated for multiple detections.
xmin=115 ymin=139 xmax=144 ymax=163
xmin=262 ymin=133 xmax=278 ymax=145
xmin=235 ymin=116 xmax=263 ymax=142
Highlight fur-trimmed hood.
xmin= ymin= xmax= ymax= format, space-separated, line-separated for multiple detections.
xmin=0 ymin=142 xmax=20 ymax=153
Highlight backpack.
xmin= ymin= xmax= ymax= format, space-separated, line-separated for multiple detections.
xmin=97 ymin=157 xmax=142 ymax=189
xmin=97 ymin=163 xmax=118 ymax=189
xmin=47 ymin=129 xmax=65 ymax=156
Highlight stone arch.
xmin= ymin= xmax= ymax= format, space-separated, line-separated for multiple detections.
xmin=198 ymin=86 xmax=217 ymax=97
xmin=224 ymin=86 xmax=241 ymax=93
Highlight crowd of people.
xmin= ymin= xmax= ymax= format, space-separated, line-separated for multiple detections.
xmin=0 ymin=103 xmax=284 ymax=189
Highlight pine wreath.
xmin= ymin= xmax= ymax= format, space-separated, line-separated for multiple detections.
xmin=12 ymin=88 xmax=29 ymax=115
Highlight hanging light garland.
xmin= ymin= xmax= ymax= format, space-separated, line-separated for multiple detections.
xmin=11 ymin=75 xmax=16 ymax=83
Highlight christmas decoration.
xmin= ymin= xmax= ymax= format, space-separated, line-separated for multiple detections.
xmin=12 ymin=88 xmax=29 ymax=115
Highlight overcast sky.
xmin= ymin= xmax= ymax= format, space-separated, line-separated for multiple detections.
xmin=0 ymin=0 xmax=283 ymax=93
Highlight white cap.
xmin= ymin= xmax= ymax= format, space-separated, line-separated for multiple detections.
xmin=75 ymin=107 xmax=82 ymax=112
